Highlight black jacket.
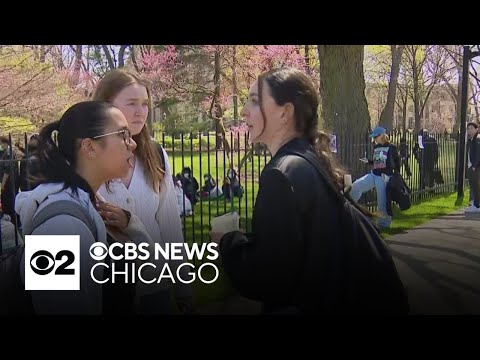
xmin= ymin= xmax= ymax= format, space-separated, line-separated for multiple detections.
xmin=399 ymin=142 xmax=408 ymax=158
xmin=413 ymin=135 xmax=439 ymax=166
xmin=467 ymin=133 xmax=480 ymax=169
xmin=386 ymin=173 xmax=411 ymax=216
xmin=219 ymin=137 xmax=345 ymax=314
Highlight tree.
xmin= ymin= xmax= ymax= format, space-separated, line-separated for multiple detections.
xmin=0 ymin=46 xmax=86 ymax=126
xmin=378 ymin=45 xmax=404 ymax=130
xmin=395 ymin=65 xmax=412 ymax=134
xmin=404 ymin=45 xmax=450 ymax=133
xmin=318 ymin=46 xmax=370 ymax=133
xmin=440 ymin=45 xmax=464 ymax=133
xmin=318 ymin=45 xmax=371 ymax=178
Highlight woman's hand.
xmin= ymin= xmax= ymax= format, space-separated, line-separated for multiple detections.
xmin=209 ymin=231 xmax=225 ymax=244
xmin=209 ymin=229 xmax=245 ymax=244
xmin=97 ymin=200 xmax=130 ymax=230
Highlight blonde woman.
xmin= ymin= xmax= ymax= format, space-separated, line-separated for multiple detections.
xmin=351 ymin=127 xmax=400 ymax=228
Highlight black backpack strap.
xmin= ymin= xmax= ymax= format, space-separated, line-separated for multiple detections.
xmin=154 ymin=141 xmax=166 ymax=172
xmin=286 ymin=149 xmax=373 ymax=220
xmin=287 ymin=149 xmax=345 ymax=203
xmin=29 ymin=200 xmax=97 ymax=239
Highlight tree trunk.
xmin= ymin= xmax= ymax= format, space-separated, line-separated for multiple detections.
xmin=412 ymin=59 xmax=422 ymax=133
xmin=39 ymin=45 xmax=46 ymax=63
xmin=471 ymin=83 xmax=480 ymax=122
xmin=131 ymin=45 xmax=140 ymax=72
xmin=232 ymin=45 xmax=238 ymax=123
xmin=453 ymin=67 xmax=463 ymax=133
xmin=232 ymin=46 xmax=240 ymax=151
xmin=317 ymin=45 xmax=371 ymax=178
xmin=304 ymin=45 xmax=311 ymax=75
xmin=86 ymin=45 xmax=90 ymax=73
xmin=33 ymin=45 xmax=39 ymax=60
xmin=209 ymin=47 xmax=231 ymax=158
xmin=379 ymin=45 xmax=404 ymax=130
xmin=72 ymin=45 xmax=82 ymax=86
xmin=54 ymin=45 xmax=65 ymax=69
xmin=402 ymin=95 xmax=408 ymax=134
xmin=102 ymin=45 xmax=115 ymax=70
xmin=118 ymin=45 xmax=127 ymax=68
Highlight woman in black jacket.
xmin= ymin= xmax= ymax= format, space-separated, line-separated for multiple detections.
xmin=210 ymin=67 xmax=350 ymax=314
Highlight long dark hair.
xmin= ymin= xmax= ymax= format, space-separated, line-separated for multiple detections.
xmin=258 ymin=67 xmax=345 ymax=191
xmin=36 ymin=101 xmax=115 ymax=205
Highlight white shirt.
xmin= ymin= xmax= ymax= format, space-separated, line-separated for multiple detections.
xmin=99 ymin=160 xmax=161 ymax=244
xmin=98 ymin=149 xmax=184 ymax=248
xmin=97 ymin=150 xmax=193 ymax=299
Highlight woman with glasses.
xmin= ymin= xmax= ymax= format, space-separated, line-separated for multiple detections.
xmin=93 ymin=69 xmax=194 ymax=315
xmin=15 ymin=101 xmax=137 ymax=314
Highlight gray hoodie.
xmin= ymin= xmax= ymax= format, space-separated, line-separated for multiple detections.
xmin=16 ymin=183 xmax=107 ymax=315
xmin=15 ymin=183 xmax=175 ymax=314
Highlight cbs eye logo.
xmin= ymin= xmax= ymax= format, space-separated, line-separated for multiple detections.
xmin=24 ymin=235 xmax=80 ymax=291
xmin=30 ymin=250 xmax=75 ymax=276
xmin=89 ymin=242 xmax=108 ymax=261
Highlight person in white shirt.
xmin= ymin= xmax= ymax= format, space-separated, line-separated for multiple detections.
xmin=93 ymin=69 xmax=194 ymax=314
xmin=174 ymin=177 xmax=193 ymax=216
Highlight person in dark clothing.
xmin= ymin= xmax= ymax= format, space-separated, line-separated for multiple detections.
xmin=209 ymin=67 xmax=361 ymax=314
xmin=465 ymin=122 xmax=480 ymax=213
xmin=222 ymin=168 xmax=243 ymax=201
xmin=19 ymin=135 xmax=41 ymax=192
xmin=413 ymin=129 xmax=439 ymax=190
xmin=350 ymin=127 xmax=400 ymax=228
xmin=201 ymin=173 xmax=222 ymax=199
xmin=0 ymin=136 xmax=22 ymax=226
xmin=178 ymin=166 xmax=199 ymax=205
xmin=399 ymin=137 xmax=412 ymax=178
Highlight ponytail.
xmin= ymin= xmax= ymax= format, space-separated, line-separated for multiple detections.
xmin=36 ymin=120 xmax=97 ymax=206
xmin=306 ymin=126 xmax=346 ymax=192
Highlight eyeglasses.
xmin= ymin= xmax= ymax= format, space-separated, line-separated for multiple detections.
xmin=93 ymin=129 xmax=132 ymax=145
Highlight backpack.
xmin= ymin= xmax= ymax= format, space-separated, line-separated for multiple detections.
xmin=154 ymin=142 xmax=166 ymax=173
xmin=387 ymin=173 xmax=411 ymax=212
xmin=288 ymin=149 xmax=410 ymax=315
xmin=0 ymin=200 xmax=97 ymax=315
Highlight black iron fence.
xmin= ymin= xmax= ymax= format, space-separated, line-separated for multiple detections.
xmin=334 ymin=129 xmax=459 ymax=213
xmin=0 ymin=130 xmax=460 ymax=252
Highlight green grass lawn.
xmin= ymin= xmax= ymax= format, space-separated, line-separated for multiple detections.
xmin=380 ymin=190 xmax=470 ymax=238
xmin=169 ymin=151 xmax=269 ymax=244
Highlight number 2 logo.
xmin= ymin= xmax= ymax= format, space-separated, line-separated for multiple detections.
xmin=30 ymin=250 xmax=75 ymax=276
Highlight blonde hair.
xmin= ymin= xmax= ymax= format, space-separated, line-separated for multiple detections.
xmin=376 ymin=133 xmax=390 ymax=145
xmin=93 ymin=69 xmax=164 ymax=192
